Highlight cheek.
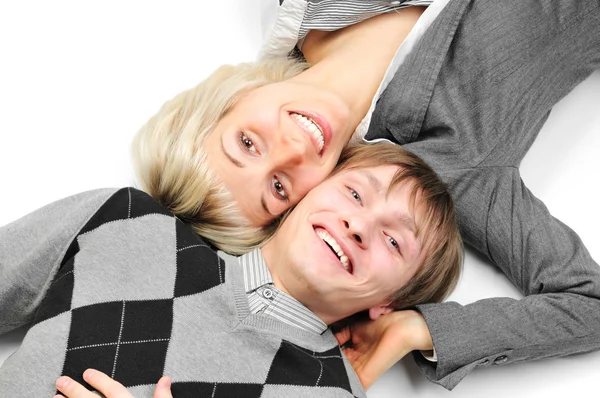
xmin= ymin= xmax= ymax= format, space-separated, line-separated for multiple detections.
xmin=373 ymin=255 xmax=406 ymax=292
xmin=294 ymin=172 xmax=330 ymax=200
xmin=238 ymin=107 xmax=280 ymax=140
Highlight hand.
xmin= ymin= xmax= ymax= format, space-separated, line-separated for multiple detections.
xmin=54 ymin=369 xmax=173 ymax=398
xmin=334 ymin=310 xmax=433 ymax=389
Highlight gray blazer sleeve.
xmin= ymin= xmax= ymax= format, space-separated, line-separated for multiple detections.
xmin=0 ymin=188 xmax=116 ymax=334
xmin=367 ymin=0 xmax=600 ymax=390
xmin=413 ymin=167 xmax=600 ymax=390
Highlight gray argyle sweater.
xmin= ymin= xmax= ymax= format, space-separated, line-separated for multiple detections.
xmin=0 ymin=188 xmax=365 ymax=398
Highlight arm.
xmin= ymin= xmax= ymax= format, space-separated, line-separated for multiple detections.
xmin=413 ymin=166 xmax=600 ymax=390
xmin=338 ymin=166 xmax=600 ymax=390
xmin=335 ymin=309 xmax=432 ymax=390
xmin=351 ymin=0 xmax=600 ymax=389
xmin=0 ymin=189 xmax=115 ymax=334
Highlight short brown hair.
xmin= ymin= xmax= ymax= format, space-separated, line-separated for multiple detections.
xmin=335 ymin=142 xmax=463 ymax=307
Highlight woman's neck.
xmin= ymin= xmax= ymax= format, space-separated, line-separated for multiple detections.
xmin=294 ymin=7 xmax=426 ymax=141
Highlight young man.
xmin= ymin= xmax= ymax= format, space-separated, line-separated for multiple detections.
xmin=0 ymin=142 xmax=462 ymax=398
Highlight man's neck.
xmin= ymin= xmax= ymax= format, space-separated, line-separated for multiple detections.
xmin=260 ymin=243 xmax=337 ymax=326
xmin=260 ymin=243 xmax=293 ymax=299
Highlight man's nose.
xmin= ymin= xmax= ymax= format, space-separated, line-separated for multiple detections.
xmin=272 ymin=133 xmax=308 ymax=168
xmin=343 ymin=214 xmax=372 ymax=249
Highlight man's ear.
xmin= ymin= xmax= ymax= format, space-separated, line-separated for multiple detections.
xmin=368 ymin=304 xmax=394 ymax=320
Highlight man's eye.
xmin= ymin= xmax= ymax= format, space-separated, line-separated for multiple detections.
xmin=240 ymin=132 xmax=257 ymax=153
xmin=387 ymin=235 xmax=400 ymax=253
xmin=273 ymin=177 xmax=288 ymax=200
xmin=349 ymin=188 xmax=362 ymax=205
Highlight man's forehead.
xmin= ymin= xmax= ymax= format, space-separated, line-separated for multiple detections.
xmin=358 ymin=169 xmax=385 ymax=193
xmin=339 ymin=166 xmax=397 ymax=193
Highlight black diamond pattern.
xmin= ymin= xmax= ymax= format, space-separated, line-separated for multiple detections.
xmin=129 ymin=187 xmax=172 ymax=219
xmin=174 ymin=219 xmax=225 ymax=298
xmin=171 ymin=382 xmax=263 ymax=398
xmin=266 ymin=340 xmax=352 ymax=393
xmin=32 ymin=257 xmax=75 ymax=326
xmin=68 ymin=301 xmax=124 ymax=347
xmin=175 ymin=217 xmax=205 ymax=250
xmin=79 ymin=189 xmax=131 ymax=234
xmin=62 ymin=299 xmax=173 ymax=388
xmin=80 ymin=188 xmax=172 ymax=235
xmin=113 ymin=340 xmax=170 ymax=386
xmin=120 ymin=299 xmax=173 ymax=342
xmin=63 ymin=344 xmax=118 ymax=388
xmin=60 ymin=239 xmax=79 ymax=267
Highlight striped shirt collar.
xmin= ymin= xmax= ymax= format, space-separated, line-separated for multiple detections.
xmin=241 ymin=248 xmax=273 ymax=291
xmin=240 ymin=248 xmax=328 ymax=334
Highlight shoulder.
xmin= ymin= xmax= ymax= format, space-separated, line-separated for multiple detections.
xmin=80 ymin=187 xmax=217 ymax=253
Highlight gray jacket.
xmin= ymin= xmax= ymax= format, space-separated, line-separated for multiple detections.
xmin=365 ymin=0 xmax=600 ymax=389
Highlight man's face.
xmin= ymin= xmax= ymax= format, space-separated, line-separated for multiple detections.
xmin=262 ymin=165 xmax=424 ymax=325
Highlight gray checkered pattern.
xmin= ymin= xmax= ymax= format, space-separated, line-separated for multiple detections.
xmin=0 ymin=188 xmax=365 ymax=397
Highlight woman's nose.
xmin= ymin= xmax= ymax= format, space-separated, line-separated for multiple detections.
xmin=272 ymin=134 xmax=308 ymax=168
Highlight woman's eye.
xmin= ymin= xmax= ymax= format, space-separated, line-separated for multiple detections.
xmin=240 ymin=133 xmax=257 ymax=153
xmin=349 ymin=188 xmax=362 ymax=205
xmin=273 ymin=177 xmax=288 ymax=200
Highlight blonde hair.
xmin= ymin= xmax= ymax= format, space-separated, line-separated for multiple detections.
xmin=335 ymin=142 xmax=463 ymax=307
xmin=132 ymin=57 xmax=309 ymax=255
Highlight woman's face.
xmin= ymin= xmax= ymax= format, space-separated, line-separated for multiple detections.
xmin=206 ymin=80 xmax=353 ymax=226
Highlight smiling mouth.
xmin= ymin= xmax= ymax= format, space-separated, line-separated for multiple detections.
xmin=290 ymin=112 xmax=325 ymax=154
xmin=316 ymin=228 xmax=353 ymax=274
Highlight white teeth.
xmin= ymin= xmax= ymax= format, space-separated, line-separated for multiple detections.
xmin=316 ymin=229 xmax=350 ymax=272
xmin=291 ymin=113 xmax=324 ymax=153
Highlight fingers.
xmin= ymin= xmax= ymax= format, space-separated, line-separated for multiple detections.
xmin=153 ymin=376 xmax=173 ymax=398
xmin=334 ymin=326 xmax=351 ymax=346
xmin=56 ymin=369 xmax=131 ymax=398
xmin=357 ymin=338 xmax=409 ymax=390
xmin=354 ymin=357 xmax=381 ymax=390
xmin=55 ymin=375 xmax=96 ymax=398
xmin=55 ymin=370 xmax=172 ymax=398
xmin=81 ymin=369 xmax=131 ymax=397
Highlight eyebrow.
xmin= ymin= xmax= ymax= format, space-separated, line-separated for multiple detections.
xmin=220 ymin=134 xmax=273 ymax=219
xmin=359 ymin=170 xmax=384 ymax=193
xmin=395 ymin=212 xmax=417 ymax=234
xmin=221 ymin=134 xmax=244 ymax=168
xmin=360 ymin=169 xmax=417 ymax=234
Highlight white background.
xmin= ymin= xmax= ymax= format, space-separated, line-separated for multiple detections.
xmin=1 ymin=1 xmax=599 ymax=397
